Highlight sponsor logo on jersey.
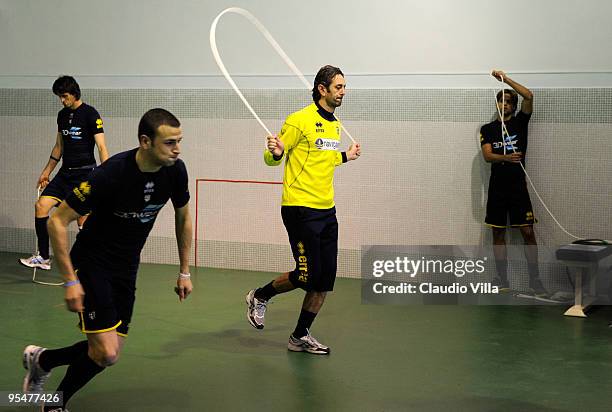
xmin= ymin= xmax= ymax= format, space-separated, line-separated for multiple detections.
xmin=315 ymin=122 xmax=324 ymax=133
xmin=96 ymin=118 xmax=103 ymax=129
xmin=114 ymin=203 xmax=165 ymax=223
xmin=62 ymin=126 xmax=83 ymax=139
xmin=493 ymin=134 xmax=518 ymax=151
xmin=314 ymin=138 xmax=339 ymax=151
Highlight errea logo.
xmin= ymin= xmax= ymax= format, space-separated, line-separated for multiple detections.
xmin=79 ymin=181 xmax=91 ymax=195
xmin=315 ymin=138 xmax=339 ymax=151
xmin=315 ymin=122 xmax=324 ymax=133
xmin=73 ymin=181 xmax=91 ymax=202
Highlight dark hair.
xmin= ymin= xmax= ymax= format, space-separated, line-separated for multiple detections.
xmin=52 ymin=76 xmax=81 ymax=100
xmin=312 ymin=65 xmax=344 ymax=102
xmin=496 ymin=89 xmax=518 ymax=112
xmin=138 ymin=108 xmax=181 ymax=142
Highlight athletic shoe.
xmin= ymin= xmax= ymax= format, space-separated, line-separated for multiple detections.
xmin=287 ymin=330 xmax=330 ymax=355
xmin=245 ymin=289 xmax=267 ymax=329
xmin=491 ymin=276 xmax=511 ymax=292
xmin=19 ymin=254 xmax=51 ymax=270
xmin=23 ymin=345 xmax=51 ymax=392
xmin=529 ymin=278 xmax=549 ymax=298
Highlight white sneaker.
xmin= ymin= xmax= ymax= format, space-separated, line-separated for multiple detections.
xmin=245 ymin=289 xmax=267 ymax=329
xmin=288 ymin=330 xmax=330 ymax=355
xmin=23 ymin=345 xmax=51 ymax=392
xmin=19 ymin=255 xmax=51 ymax=270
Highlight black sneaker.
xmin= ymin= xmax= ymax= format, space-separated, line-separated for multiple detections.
xmin=529 ymin=278 xmax=548 ymax=298
xmin=491 ymin=277 xmax=511 ymax=292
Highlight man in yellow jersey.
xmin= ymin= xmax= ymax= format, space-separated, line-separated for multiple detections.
xmin=246 ymin=65 xmax=361 ymax=354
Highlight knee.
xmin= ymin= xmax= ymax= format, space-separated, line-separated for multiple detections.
xmin=288 ymin=270 xmax=311 ymax=291
xmin=311 ymin=291 xmax=327 ymax=302
xmin=491 ymin=229 xmax=506 ymax=244
xmin=34 ymin=200 xmax=47 ymax=216
xmin=521 ymin=228 xmax=537 ymax=244
xmin=492 ymin=235 xmax=506 ymax=245
xmin=35 ymin=199 xmax=55 ymax=217
xmin=100 ymin=350 xmax=120 ymax=367
xmin=89 ymin=346 xmax=120 ymax=367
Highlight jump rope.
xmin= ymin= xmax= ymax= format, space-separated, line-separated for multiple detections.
xmin=209 ymin=7 xmax=604 ymax=245
xmin=209 ymin=7 xmax=356 ymax=144
xmin=495 ymin=74 xmax=607 ymax=244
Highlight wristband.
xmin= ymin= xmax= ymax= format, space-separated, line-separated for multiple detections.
xmin=50 ymin=155 xmax=61 ymax=162
xmin=64 ymin=279 xmax=80 ymax=287
xmin=178 ymin=272 xmax=191 ymax=279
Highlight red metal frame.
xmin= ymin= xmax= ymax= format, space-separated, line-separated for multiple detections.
xmin=194 ymin=178 xmax=282 ymax=267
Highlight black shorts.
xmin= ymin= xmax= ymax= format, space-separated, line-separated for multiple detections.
xmin=74 ymin=259 xmax=137 ymax=337
xmin=282 ymin=206 xmax=338 ymax=292
xmin=485 ymin=183 xmax=536 ymax=228
xmin=40 ymin=167 xmax=95 ymax=205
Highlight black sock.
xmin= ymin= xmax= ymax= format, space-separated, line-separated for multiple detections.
xmin=50 ymin=353 xmax=105 ymax=410
xmin=495 ymin=259 xmax=508 ymax=281
xmin=255 ymin=282 xmax=278 ymax=301
xmin=35 ymin=217 xmax=50 ymax=259
xmin=39 ymin=340 xmax=88 ymax=372
xmin=292 ymin=309 xmax=317 ymax=338
xmin=528 ymin=263 xmax=540 ymax=281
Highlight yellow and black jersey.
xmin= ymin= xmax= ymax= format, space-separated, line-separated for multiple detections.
xmin=264 ymin=103 xmax=347 ymax=209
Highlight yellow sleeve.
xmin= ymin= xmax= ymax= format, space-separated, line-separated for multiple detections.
xmin=335 ymin=151 xmax=343 ymax=166
xmin=263 ymin=116 xmax=302 ymax=166
xmin=264 ymin=149 xmax=283 ymax=166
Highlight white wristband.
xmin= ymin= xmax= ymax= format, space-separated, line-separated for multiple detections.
xmin=178 ymin=272 xmax=191 ymax=279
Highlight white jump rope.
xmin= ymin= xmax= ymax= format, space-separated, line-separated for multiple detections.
xmin=32 ymin=186 xmax=64 ymax=286
xmin=209 ymin=7 xmax=356 ymax=144
xmin=496 ymin=74 xmax=600 ymax=242
xmin=209 ymin=10 xmax=596 ymax=243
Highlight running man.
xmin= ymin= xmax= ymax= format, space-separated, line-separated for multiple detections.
xmin=22 ymin=108 xmax=193 ymax=411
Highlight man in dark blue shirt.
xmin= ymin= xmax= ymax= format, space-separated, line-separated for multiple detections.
xmin=20 ymin=76 xmax=109 ymax=271
xmin=22 ymin=108 xmax=193 ymax=412
xmin=480 ymin=70 xmax=546 ymax=297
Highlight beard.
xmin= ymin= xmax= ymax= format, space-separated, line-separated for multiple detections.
xmin=327 ymin=96 xmax=342 ymax=108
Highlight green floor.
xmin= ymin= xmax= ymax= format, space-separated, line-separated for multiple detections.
xmin=1 ymin=251 xmax=612 ymax=412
